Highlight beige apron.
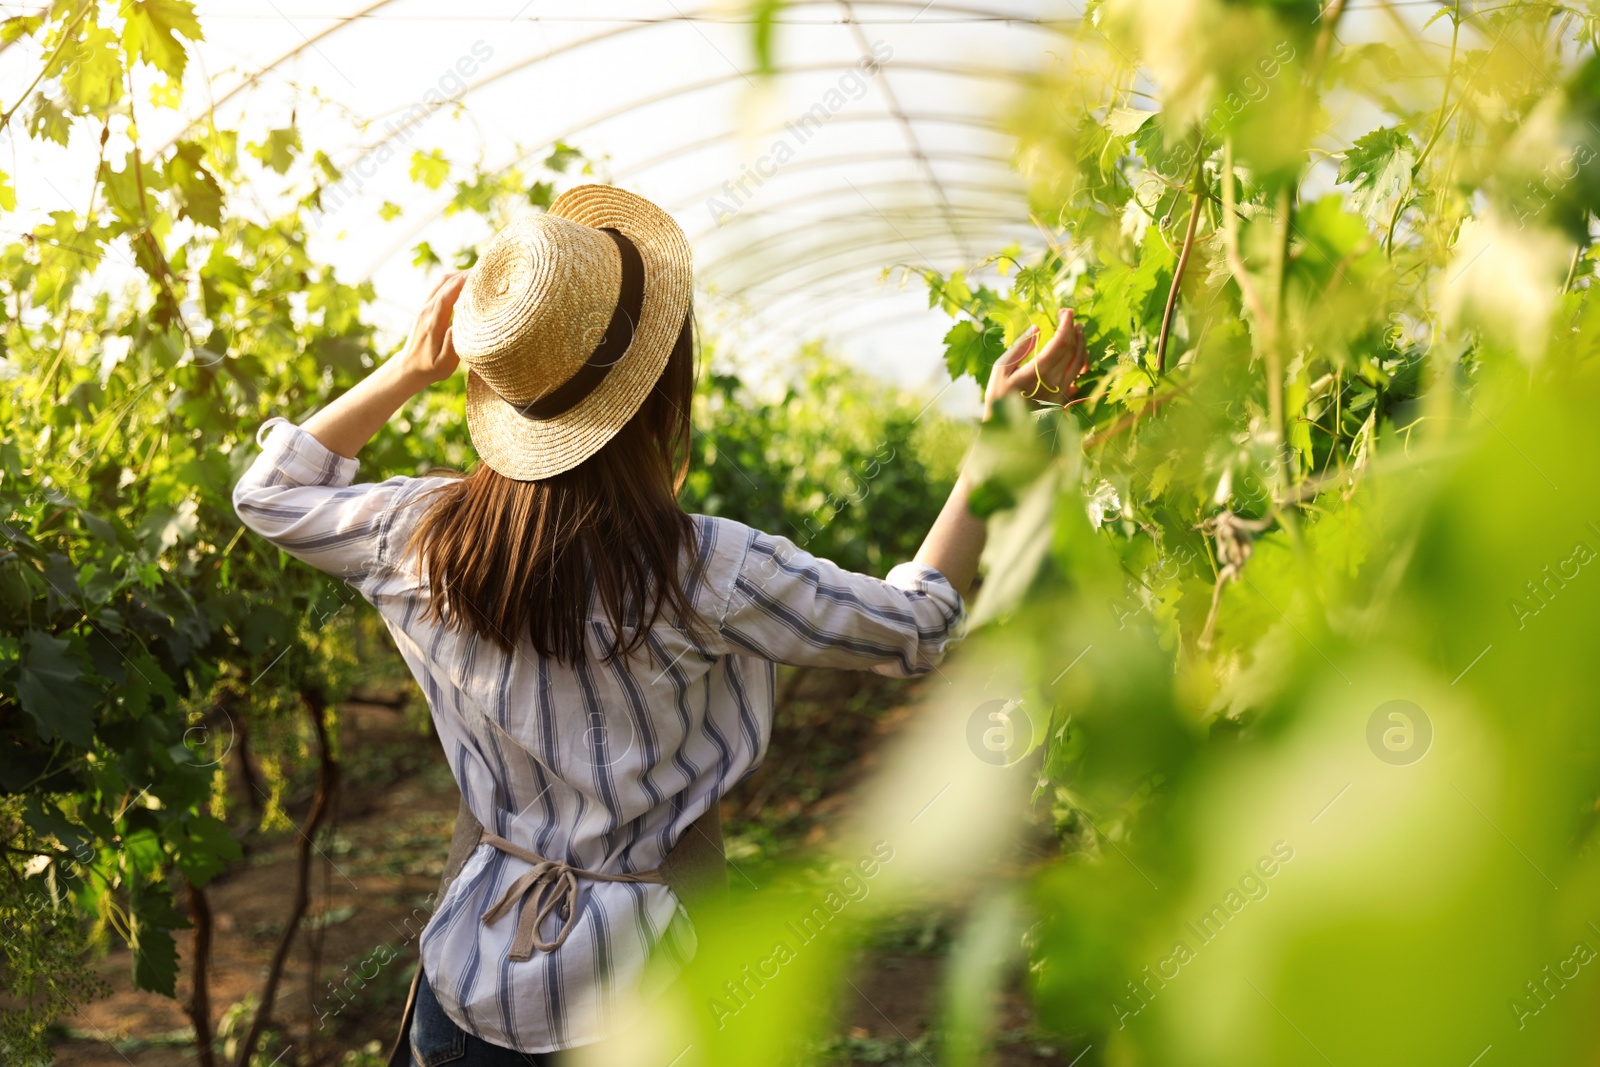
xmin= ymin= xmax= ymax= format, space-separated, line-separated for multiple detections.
xmin=385 ymin=798 xmax=727 ymax=1066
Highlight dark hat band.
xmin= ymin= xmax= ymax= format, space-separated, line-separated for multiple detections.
xmin=506 ymin=227 xmax=644 ymax=423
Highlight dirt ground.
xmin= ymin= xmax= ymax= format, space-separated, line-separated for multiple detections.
xmin=46 ymin=675 xmax=1086 ymax=1067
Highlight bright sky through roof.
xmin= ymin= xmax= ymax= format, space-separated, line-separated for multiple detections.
xmin=6 ymin=1 xmax=1078 ymax=409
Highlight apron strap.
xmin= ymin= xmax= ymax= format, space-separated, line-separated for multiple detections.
xmin=477 ymin=829 xmax=666 ymax=960
xmin=387 ymin=797 xmax=724 ymax=1066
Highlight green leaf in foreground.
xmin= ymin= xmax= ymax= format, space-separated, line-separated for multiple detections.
xmin=751 ymin=0 xmax=787 ymax=75
xmin=409 ymin=148 xmax=450 ymax=190
xmin=248 ymin=127 xmax=302 ymax=175
xmin=943 ymin=318 xmax=1006 ymax=390
xmin=121 ymin=0 xmax=204 ymax=79
xmin=130 ymin=922 xmax=179 ymax=997
xmin=165 ymin=142 xmax=223 ymax=228
xmin=1337 ymin=126 xmax=1417 ymax=215
xmin=17 ymin=630 xmax=97 ymax=748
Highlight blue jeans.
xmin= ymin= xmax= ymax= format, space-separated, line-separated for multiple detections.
xmin=409 ymin=969 xmax=566 ymax=1066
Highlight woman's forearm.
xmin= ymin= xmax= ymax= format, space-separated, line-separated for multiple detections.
xmin=914 ymin=472 xmax=985 ymax=599
xmin=301 ymin=272 xmax=467 ymax=460
xmin=913 ymin=308 xmax=1089 ymax=602
xmin=301 ymin=357 xmax=429 ymax=459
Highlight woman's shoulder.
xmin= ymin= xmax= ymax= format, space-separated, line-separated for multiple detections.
xmin=683 ymin=513 xmax=763 ymax=589
xmin=368 ymin=474 xmax=465 ymax=572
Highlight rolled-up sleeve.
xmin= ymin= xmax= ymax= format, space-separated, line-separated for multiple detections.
xmin=232 ymin=418 xmax=413 ymax=589
xmin=719 ymin=526 xmax=966 ymax=677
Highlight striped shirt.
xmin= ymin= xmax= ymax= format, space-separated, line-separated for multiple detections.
xmin=232 ymin=418 xmax=965 ymax=1053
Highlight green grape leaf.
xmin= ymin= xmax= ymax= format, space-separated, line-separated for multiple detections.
xmin=17 ymin=630 xmax=98 ymax=748
xmin=378 ymin=200 xmax=402 ymax=221
xmin=137 ymin=497 xmax=199 ymax=553
xmin=1 ymin=14 xmax=42 ymax=42
xmin=248 ymin=127 xmax=302 ymax=175
xmin=943 ymin=318 xmax=1006 ymax=389
xmin=409 ymin=148 xmax=450 ymax=190
xmin=970 ymin=468 xmax=1061 ymax=629
xmin=56 ymin=22 xmax=125 ymax=113
xmin=173 ymin=815 xmax=242 ymax=887
xmin=21 ymin=798 xmax=92 ymax=856
xmin=0 ymin=168 xmax=14 ymax=212
xmin=1104 ymin=106 xmax=1157 ymax=138
xmin=544 ymin=142 xmax=584 ymax=174
xmin=1421 ymin=6 xmax=1456 ymax=30
xmin=98 ymin=155 xmax=167 ymax=225
xmin=121 ymin=0 xmax=203 ymax=79
xmin=123 ymin=827 xmax=165 ymax=874
xmin=130 ymin=921 xmax=179 ymax=997
xmin=165 ymin=141 xmax=224 ymax=228
xmin=25 ymin=92 xmax=71 ymax=146
xmin=134 ymin=879 xmax=191 ymax=930
xmin=1336 ymin=126 xmax=1416 ymax=215
xmin=412 ymin=240 xmax=441 ymax=268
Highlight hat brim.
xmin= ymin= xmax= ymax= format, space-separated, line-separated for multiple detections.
xmin=463 ymin=185 xmax=693 ymax=481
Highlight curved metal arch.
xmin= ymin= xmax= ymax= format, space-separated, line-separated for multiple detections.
xmin=702 ymin=223 xmax=1029 ymax=289
xmin=730 ymin=288 xmax=983 ymax=365
xmin=708 ymin=301 xmax=964 ymax=369
xmin=739 ymin=306 xmax=982 ymax=363
xmin=664 ymin=148 xmax=1019 ymax=215
xmin=839 ymin=4 xmax=970 ymax=273
xmin=757 ymin=278 xmax=977 ymax=325
xmin=723 ymin=217 xmax=1040 ymax=294
xmin=739 ymin=214 xmax=1047 ymax=302
xmin=361 ymin=0 xmax=1066 ymax=128
xmin=157 ymin=0 xmax=1045 ymax=160
xmin=689 ymin=176 xmax=1028 ymax=248
xmin=731 ymin=243 xmax=1032 ymax=308
xmin=797 ymin=306 xmax=981 ymax=351
xmin=359 ymin=61 xmax=1023 ymax=280
xmin=731 ymin=247 xmax=1038 ymax=310
xmin=675 ymin=178 xmax=1024 ymax=247
xmin=698 ymin=203 xmax=1032 ymax=280
xmin=492 ymin=59 xmax=1018 ymax=166
xmin=704 ymin=217 xmax=1030 ymax=279
xmin=738 ymin=231 xmax=1047 ymax=318
xmin=155 ymin=0 xmax=404 ymax=155
xmin=706 ymin=271 xmax=917 ymax=314
xmin=696 ymin=208 xmax=1030 ymax=259
xmin=613 ymin=110 xmax=1009 ymax=181
xmin=350 ymin=57 xmax=1018 ymax=179
xmin=712 ymin=274 xmax=954 ymax=326
xmin=160 ymin=1 xmax=701 ymax=157
xmin=715 ymin=224 xmax=1032 ymax=296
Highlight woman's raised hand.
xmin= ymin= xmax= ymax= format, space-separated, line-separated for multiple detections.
xmin=982 ymin=308 xmax=1089 ymax=421
xmin=399 ymin=271 xmax=469 ymax=388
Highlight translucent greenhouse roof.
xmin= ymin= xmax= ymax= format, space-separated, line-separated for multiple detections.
xmin=9 ymin=0 xmax=1075 ymax=403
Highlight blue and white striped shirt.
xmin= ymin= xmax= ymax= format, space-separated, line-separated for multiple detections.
xmin=232 ymin=418 xmax=965 ymax=1053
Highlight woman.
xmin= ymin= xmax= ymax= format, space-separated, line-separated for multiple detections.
xmin=233 ymin=185 xmax=1087 ymax=1064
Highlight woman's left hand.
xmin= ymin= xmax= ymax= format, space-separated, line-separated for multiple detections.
xmin=399 ymin=271 xmax=469 ymax=387
xmin=982 ymin=308 xmax=1089 ymax=420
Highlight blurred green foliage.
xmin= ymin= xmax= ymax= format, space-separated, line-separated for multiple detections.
xmin=895 ymin=2 xmax=1600 ymax=1065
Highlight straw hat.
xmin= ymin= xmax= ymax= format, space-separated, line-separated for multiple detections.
xmin=453 ymin=185 xmax=693 ymax=481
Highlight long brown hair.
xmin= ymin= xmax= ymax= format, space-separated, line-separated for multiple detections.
xmin=406 ymin=308 xmax=699 ymax=664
